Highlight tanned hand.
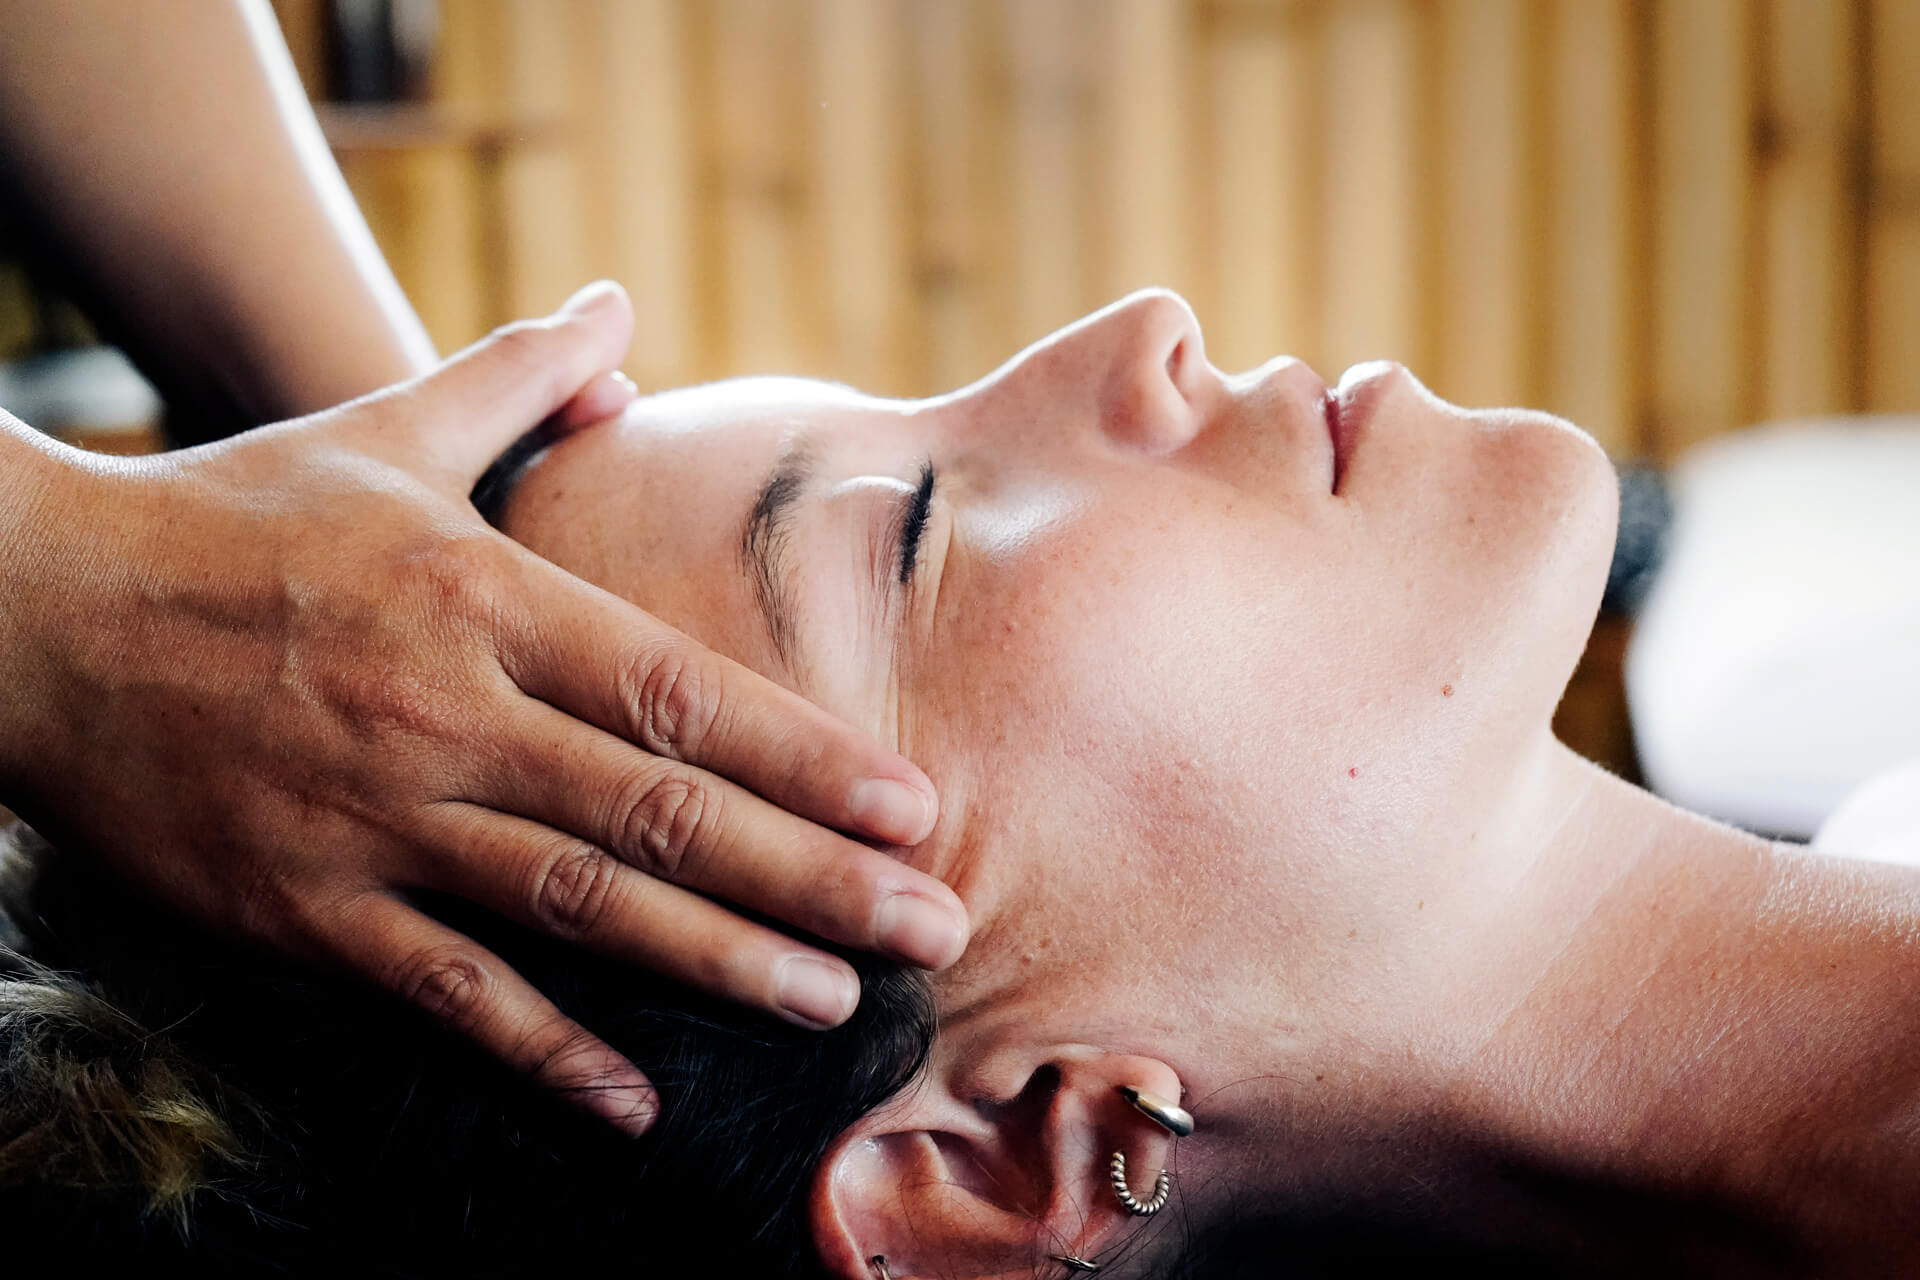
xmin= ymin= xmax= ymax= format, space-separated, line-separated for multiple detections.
xmin=0 ymin=283 xmax=965 ymax=1135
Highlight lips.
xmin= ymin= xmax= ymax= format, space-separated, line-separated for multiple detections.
xmin=1329 ymin=361 xmax=1401 ymax=495
xmin=1322 ymin=391 xmax=1345 ymax=494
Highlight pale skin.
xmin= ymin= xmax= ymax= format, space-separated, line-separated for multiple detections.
xmin=498 ymin=290 xmax=1920 ymax=1276
xmin=0 ymin=0 xmax=965 ymax=1135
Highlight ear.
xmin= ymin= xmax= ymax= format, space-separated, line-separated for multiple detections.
xmin=809 ymin=1050 xmax=1189 ymax=1280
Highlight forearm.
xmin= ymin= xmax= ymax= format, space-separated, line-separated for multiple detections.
xmin=0 ymin=0 xmax=435 ymax=432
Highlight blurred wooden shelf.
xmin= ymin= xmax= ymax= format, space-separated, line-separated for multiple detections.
xmin=314 ymin=103 xmax=574 ymax=341
xmin=315 ymin=102 xmax=568 ymax=154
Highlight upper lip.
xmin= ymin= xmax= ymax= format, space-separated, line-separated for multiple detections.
xmin=1243 ymin=356 xmax=1336 ymax=492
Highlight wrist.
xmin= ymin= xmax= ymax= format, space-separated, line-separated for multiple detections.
xmin=0 ymin=412 xmax=64 ymax=597
xmin=0 ymin=416 xmax=93 ymax=797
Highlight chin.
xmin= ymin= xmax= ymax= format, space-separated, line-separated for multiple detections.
xmin=1526 ymin=411 xmax=1622 ymax=710
xmin=1458 ymin=407 xmax=1620 ymax=726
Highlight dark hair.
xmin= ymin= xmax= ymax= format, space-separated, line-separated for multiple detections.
xmin=0 ymin=824 xmax=935 ymax=1275
xmin=470 ymin=422 xmax=559 ymax=525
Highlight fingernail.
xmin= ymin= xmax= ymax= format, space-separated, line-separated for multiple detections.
xmin=776 ymin=955 xmax=858 ymax=1029
xmin=877 ymin=891 xmax=966 ymax=970
xmin=610 ymin=370 xmax=638 ymax=393
xmin=559 ymin=279 xmax=621 ymax=317
xmin=847 ymin=777 xmax=935 ymax=844
xmin=584 ymin=1074 xmax=659 ymax=1138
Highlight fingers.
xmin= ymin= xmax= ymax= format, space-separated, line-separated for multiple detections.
xmin=504 ymin=572 xmax=941 ymax=848
xmin=327 ymin=891 xmax=659 ymax=1137
xmin=478 ymin=699 xmax=967 ymax=971
xmin=374 ymin=280 xmax=637 ymax=485
xmin=554 ymin=369 xmax=639 ymax=433
xmin=415 ymin=804 xmax=865 ymax=1029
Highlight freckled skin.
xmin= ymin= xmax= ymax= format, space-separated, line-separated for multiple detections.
xmin=495 ymin=294 xmax=1920 ymax=1276
xmin=502 ymin=289 xmax=1619 ymax=1133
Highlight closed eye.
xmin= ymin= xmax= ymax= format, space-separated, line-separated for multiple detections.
xmin=896 ymin=459 xmax=936 ymax=586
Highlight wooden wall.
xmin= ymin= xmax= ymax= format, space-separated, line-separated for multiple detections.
xmin=283 ymin=0 xmax=1920 ymax=460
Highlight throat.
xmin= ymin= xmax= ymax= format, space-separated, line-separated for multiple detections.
xmin=1440 ymin=760 xmax=1920 ymax=1271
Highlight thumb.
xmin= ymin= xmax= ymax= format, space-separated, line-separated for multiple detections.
xmin=390 ymin=280 xmax=635 ymax=485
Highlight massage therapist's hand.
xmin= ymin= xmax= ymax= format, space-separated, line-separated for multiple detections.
xmin=0 ymin=283 xmax=964 ymax=1135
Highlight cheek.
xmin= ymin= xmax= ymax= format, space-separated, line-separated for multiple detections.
xmin=926 ymin=428 xmax=1611 ymax=902
xmin=931 ymin=512 xmax=1433 ymax=879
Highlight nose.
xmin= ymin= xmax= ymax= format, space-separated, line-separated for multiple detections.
xmin=1053 ymin=289 xmax=1212 ymax=456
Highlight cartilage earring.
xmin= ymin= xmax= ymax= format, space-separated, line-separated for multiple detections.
xmin=1050 ymin=1254 xmax=1101 ymax=1272
xmin=869 ymin=1256 xmax=892 ymax=1280
xmin=1116 ymin=1084 xmax=1195 ymax=1137
xmin=1109 ymin=1150 xmax=1172 ymax=1216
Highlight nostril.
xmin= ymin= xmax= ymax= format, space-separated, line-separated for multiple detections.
xmin=1166 ymin=338 xmax=1185 ymax=381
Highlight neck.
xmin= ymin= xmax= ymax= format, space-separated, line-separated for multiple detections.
xmin=1224 ymin=740 xmax=1920 ymax=1272
xmin=1448 ymin=745 xmax=1920 ymax=1269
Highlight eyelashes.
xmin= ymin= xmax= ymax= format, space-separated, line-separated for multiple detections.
xmin=897 ymin=459 xmax=936 ymax=585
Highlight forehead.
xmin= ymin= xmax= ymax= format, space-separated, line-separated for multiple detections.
xmin=498 ymin=378 xmax=896 ymax=667
xmin=495 ymin=374 xmax=1132 ymax=954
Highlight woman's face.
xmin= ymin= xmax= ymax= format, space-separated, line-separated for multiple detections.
xmin=500 ymin=289 xmax=1616 ymax=1235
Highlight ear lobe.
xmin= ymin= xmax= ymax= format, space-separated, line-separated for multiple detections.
xmin=809 ymin=1053 xmax=1189 ymax=1280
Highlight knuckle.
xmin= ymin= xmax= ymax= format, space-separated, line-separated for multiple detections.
xmin=390 ymin=946 xmax=494 ymax=1034
xmin=227 ymin=859 xmax=302 ymax=936
xmin=400 ymin=534 xmax=500 ymax=626
xmin=624 ymin=642 xmax=721 ymax=756
xmin=532 ymin=846 xmax=619 ymax=938
xmin=324 ymin=663 xmax=476 ymax=756
xmin=614 ymin=770 xmax=709 ymax=880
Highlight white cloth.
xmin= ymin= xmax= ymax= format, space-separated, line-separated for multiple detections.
xmin=1813 ymin=759 xmax=1920 ymax=867
xmin=1626 ymin=419 xmax=1920 ymax=838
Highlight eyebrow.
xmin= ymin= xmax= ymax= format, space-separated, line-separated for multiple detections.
xmin=741 ymin=439 xmax=817 ymax=672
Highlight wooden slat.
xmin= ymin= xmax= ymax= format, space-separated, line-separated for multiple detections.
xmin=415 ymin=0 xmax=501 ymax=347
xmin=333 ymin=137 xmax=487 ymax=354
xmin=432 ymin=0 xmax=498 ymax=109
xmin=812 ymin=0 xmax=914 ymax=395
xmin=300 ymin=1 xmax=1907 ymax=450
xmin=1203 ymin=0 xmax=1319 ymax=375
xmin=495 ymin=0 xmax=591 ymax=320
xmin=1757 ymin=0 xmax=1859 ymax=420
xmin=1866 ymin=0 xmax=1920 ymax=412
xmin=309 ymin=1 xmax=491 ymax=351
xmin=587 ymin=0 xmax=695 ymax=391
xmin=706 ymin=0 xmax=812 ymax=376
xmin=1433 ymin=0 xmax=1531 ymax=409
xmin=908 ymin=0 xmax=1001 ymax=391
xmin=401 ymin=149 xmax=488 ymax=349
xmin=1648 ymin=0 xmax=1756 ymax=457
xmin=1543 ymin=0 xmax=1637 ymax=456
xmin=1100 ymin=0 xmax=1189 ymax=301
xmin=1320 ymin=0 xmax=1423 ymax=375
xmin=1002 ymin=0 xmax=1096 ymax=346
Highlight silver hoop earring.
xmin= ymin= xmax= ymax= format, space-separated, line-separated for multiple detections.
xmin=1050 ymin=1254 xmax=1101 ymax=1273
xmin=1109 ymin=1150 xmax=1172 ymax=1216
xmin=1116 ymin=1084 xmax=1195 ymax=1137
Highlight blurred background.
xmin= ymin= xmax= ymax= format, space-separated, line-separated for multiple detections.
xmin=2 ymin=0 xmax=1917 ymax=828
xmin=265 ymin=0 xmax=1918 ymax=447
